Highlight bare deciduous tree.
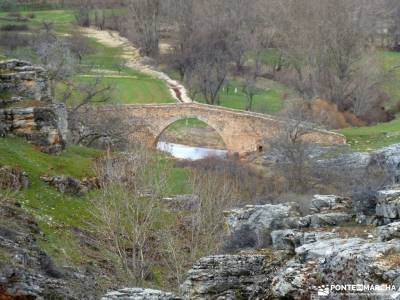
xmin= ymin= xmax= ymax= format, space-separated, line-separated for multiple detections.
xmin=125 ymin=0 xmax=161 ymax=58
xmin=67 ymin=29 xmax=94 ymax=63
xmin=73 ymin=0 xmax=92 ymax=27
xmin=268 ymin=101 xmax=316 ymax=192
xmin=68 ymin=106 xmax=129 ymax=149
xmin=90 ymin=150 xmax=246 ymax=288
xmin=274 ymin=0 xmax=391 ymax=122
xmin=62 ymin=77 xmax=114 ymax=113
xmin=32 ymin=22 xmax=77 ymax=96
xmin=91 ymin=148 xmax=168 ymax=284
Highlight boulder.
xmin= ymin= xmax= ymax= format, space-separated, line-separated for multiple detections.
xmin=181 ymin=232 xmax=400 ymax=299
xmin=0 ymin=60 xmax=50 ymax=102
xmin=0 ymin=165 xmax=28 ymax=191
xmin=352 ymin=190 xmax=379 ymax=225
xmin=306 ymin=212 xmax=353 ymax=228
xmin=224 ymin=198 xmax=355 ymax=251
xmin=302 ymin=231 xmax=338 ymax=244
xmin=376 ymin=187 xmax=400 ymax=222
xmin=271 ymin=229 xmax=303 ymax=251
xmin=314 ymin=143 xmax=400 ymax=191
xmin=295 ymin=238 xmax=367 ymax=261
xmin=315 ymin=151 xmax=371 ymax=174
xmin=310 ymin=194 xmax=351 ymax=213
xmin=375 ymin=144 xmax=400 ymax=185
xmin=41 ymin=175 xmax=99 ymax=196
xmin=271 ymin=260 xmax=319 ymax=299
xmin=225 ymin=203 xmax=302 ymax=245
xmin=378 ymin=222 xmax=400 ymax=241
xmin=314 ymin=238 xmax=400 ymax=297
xmin=101 ymin=288 xmax=180 ymax=300
xmin=271 ymin=229 xmax=338 ymax=251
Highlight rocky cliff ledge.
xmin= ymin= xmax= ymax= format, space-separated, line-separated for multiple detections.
xmin=0 ymin=60 xmax=67 ymax=153
xmin=102 ymin=188 xmax=400 ymax=299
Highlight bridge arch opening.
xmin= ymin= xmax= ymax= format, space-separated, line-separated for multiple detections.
xmin=155 ymin=117 xmax=228 ymax=160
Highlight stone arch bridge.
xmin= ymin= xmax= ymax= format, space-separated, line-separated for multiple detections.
xmin=95 ymin=103 xmax=346 ymax=154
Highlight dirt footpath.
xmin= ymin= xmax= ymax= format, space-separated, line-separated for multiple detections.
xmin=82 ymin=27 xmax=193 ymax=103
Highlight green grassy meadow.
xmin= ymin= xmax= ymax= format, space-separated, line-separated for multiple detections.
xmin=195 ymin=79 xmax=286 ymax=114
xmin=60 ymin=71 xmax=174 ymax=106
xmin=0 ymin=10 xmax=75 ymax=33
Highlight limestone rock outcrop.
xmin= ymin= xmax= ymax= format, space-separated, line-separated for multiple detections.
xmin=0 ymin=60 xmax=67 ymax=153
xmin=225 ymin=203 xmax=303 ymax=248
xmin=181 ymin=234 xmax=400 ymax=299
xmin=102 ymin=189 xmax=400 ymax=299
xmin=316 ymin=143 xmax=400 ymax=187
xmin=225 ymin=194 xmax=354 ymax=250
xmin=0 ymin=60 xmax=50 ymax=105
xmin=378 ymin=221 xmax=400 ymax=241
xmin=303 ymin=211 xmax=353 ymax=228
xmin=310 ymin=194 xmax=351 ymax=213
xmin=41 ymin=175 xmax=100 ymax=196
xmin=376 ymin=187 xmax=400 ymax=223
xmin=180 ymin=253 xmax=287 ymax=300
xmin=101 ymin=288 xmax=180 ymax=300
xmin=271 ymin=237 xmax=400 ymax=299
xmin=0 ymin=201 xmax=100 ymax=299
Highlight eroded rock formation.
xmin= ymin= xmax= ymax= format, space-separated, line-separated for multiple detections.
xmin=101 ymin=288 xmax=180 ymax=300
xmin=0 ymin=200 xmax=100 ymax=299
xmin=179 ymin=191 xmax=400 ymax=299
xmin=0 ymin=60 xmax=67 ymax=153
xmin=40 ymin=175 xmax=100 ymax=196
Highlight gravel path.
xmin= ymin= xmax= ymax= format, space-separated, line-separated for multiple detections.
xmin=82 ymin=27 xmax=193 ymax=103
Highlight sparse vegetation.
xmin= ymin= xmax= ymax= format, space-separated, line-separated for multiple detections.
xmin=0 ymin=24 xmax=29 ymax=31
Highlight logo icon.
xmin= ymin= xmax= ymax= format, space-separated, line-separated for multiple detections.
xmin=317 ymin=286 xmax=330 ymax=296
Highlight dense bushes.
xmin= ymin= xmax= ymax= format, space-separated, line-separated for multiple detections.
xmin=0 ymin=32 xmax=30 ymax=51
xmin=0 ymin=24 xmax=29 ymax=32
xmin=0 ymin=1 xmax=60 ymax=12
xmin=90 ymin=149 xmax=250 ymax=288
xmin=177 ymin=156 xmax=268 ymax=201
xmin=7 ymin=12 xmax=22 ymax=18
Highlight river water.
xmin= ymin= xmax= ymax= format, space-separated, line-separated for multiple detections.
xmin=157 ymin=141 xmax=227 ymax=160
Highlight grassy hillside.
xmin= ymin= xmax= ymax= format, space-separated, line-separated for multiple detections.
xmin=0 ymin=137 xmax=102 ymax=263
xmin=339 ymin=118 xmax=400 ymax=151
xmin=0 ymin=137 xmax=189 ymax=264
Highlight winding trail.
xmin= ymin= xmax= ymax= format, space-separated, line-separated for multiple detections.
xmin=81 ymin=27 xmax=193 ymax=103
